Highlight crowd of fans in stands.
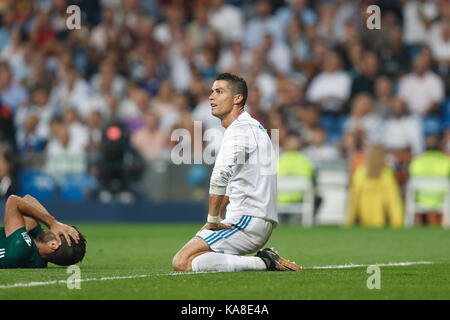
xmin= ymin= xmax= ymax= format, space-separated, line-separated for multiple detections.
xmin=0 ymin=0 xmax=449 ymax=201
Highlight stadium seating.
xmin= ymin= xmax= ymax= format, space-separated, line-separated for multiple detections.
xmin=19 ymin=170 xmax=57 ymax=201
xmin=60 ymin=173 xmax=98 ymax=201
xmin=405 ymin=176 xmax=450 ymax=228
xmin=315 ymin=161 xmax=349 ymax=225
xmin=277 ymin=176 xmax=315 ymax=226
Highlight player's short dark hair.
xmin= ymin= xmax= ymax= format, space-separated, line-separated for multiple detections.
xmin=46 ymin=227 xmax=87 ymax=266
xmin=215 ymin=73 xmax=248 ymax=107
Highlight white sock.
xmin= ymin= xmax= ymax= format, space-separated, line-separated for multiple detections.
xmin=191 ymin=252 xmax=267 ymax=272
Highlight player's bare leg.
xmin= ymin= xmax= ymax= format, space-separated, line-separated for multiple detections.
xmin=172 ymin=237 xmax=212 ymax=271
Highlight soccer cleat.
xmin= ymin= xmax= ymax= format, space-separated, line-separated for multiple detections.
xmin=256 ymin=248 xmax=303 ymax=271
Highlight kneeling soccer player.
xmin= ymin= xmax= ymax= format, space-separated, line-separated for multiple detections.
xmin=0 ymin=194 xmax=86 ymax=268
xmin=172 ymin=73 xmax=301 ymax=272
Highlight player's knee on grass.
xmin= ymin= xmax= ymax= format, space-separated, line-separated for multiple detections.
xmin=172 ymin=254 xmax=191 ymax=271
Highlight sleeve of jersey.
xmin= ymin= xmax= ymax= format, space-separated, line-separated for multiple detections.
xmin=209 ymin=126 xmax=249 ymax=195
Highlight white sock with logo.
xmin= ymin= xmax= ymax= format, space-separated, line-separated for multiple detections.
xmin=191 ymin=252 xmax=267 ymax=272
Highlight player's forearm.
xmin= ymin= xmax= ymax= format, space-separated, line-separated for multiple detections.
xmin=208 ymin=194 xmax=224 ymax=217
xmin=218 ymin=196 xmax=229 ymax=218
xmin=15 ymin=197 xmax=57 ymax=228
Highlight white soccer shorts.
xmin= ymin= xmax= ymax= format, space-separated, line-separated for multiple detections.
xmin=195 ymin=215 xmax=274 ymax=255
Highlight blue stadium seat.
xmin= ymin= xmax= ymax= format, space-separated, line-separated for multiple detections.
xmin=187 ymin=165 xmax=208 ymax=187
xmin=442 ymin=98 xmax=450 ymax=129
xmin=19 ymin=171 xmax=57 ymax=201
xmin=423 ymin=115 xmax=443 ymax=136
xmin=60 ymin=173 xmax=98 ymax=201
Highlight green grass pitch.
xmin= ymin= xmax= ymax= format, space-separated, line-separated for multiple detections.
xmin=0 ymin=224 xmax=449 ymax=300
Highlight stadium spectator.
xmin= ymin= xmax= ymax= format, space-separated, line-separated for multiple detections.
xmin=348 ymin=144 xmax=403 ymax=228
xmin=343 ymin=93 xmax=383 ymax=145
xmin=90 ymin=6 xmax=116 ymax=54
xmin=0 ymin=147 xmax=17 ymax=199
xmin=0 ymin=28 xmax=32 ymax=83
xmin=428 ymin=18 xmax=450 ymax=67
xmin=379 ymin=24 xmax=412 ymax=78
xmin=305 ymin=51 xmax=351 ymax=114
xmin=44 ymin=121 xmax=87 ymax=183
xmin=62 ymin=108 xmax=89 ymax=150
xmin=246 ymin=85 xmax=269 ymax=130
xmin=243 ymin=0 xmax=284 ymax=49
xmin=0 ymin=101 xmax=16 ymax=151
xmin=287 ymin=16 xmax=313 ymax=71
xmin=208 ymin=0 xmax=244 ymax=43
xmin=397 ymin=51 xmax=445 ymax=116
xmin=332 ymin=0 xmax=360 ymax=43
xmin=275 ymin=0 xmax=317 ymax=29
xmin=259 ymin=33 xmax=292 ymax=75
xmin=409 ymin=134 xmax=450 ymax=226
xmin=90 ymin=60 xmax=126 ymax=100
xmin=15 ymin=85 xmax=54 ymax=143
xmin=373 ymin=76 xmax=395 ymax=118
xmin=278 ymin=134 xmax=314 ymax=203
xmin=151 ymin=81 xmax=183 ymax=132
xmin=402 ymin=0 xmax=439 ymax=47
xmin=131 ymin=110 xmax=168 ymax=161
xmin=15 ymin=114 xmax=47 ymax=156
xmin=302 ymin=126 xmax=340 ymax=165
xmin=244 ymin=49 xmax=277 ymax=111
xmin=297 ymin=105 xmax=321 ymax=145
xmin=0 ymin=62 xmax=27 ymax=114
xmin=120 ymin=87 xmax=151 ymax=133
xmin=381 ymin=97 xmax=424 ymax=155
xmin=350 ymin=50 xmax=381 ymax=97
xmin=186 ymin=3 xmax=212 ymax=52
xmin=85 ymin=110 xmax=103 ymax=179
xmin=49 ymin=65 xmax=91 ymax=116
xmin=217 ymin=41 xmax=252 ymax=75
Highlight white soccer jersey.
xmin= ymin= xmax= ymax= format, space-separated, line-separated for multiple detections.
xmin=209 ymin=111 xmax=278 ymax=225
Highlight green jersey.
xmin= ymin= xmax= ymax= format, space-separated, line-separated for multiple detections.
xmin=0 ymin=225 xmax=48 ymax=268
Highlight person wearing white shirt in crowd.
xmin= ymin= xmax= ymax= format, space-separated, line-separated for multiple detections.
xmin=381 ymin=97 xmax=425 ymax=155
xmin=306 ymin=51 xmax=351 ymax=113
xmin=208 ymin=0 xmax=244 ymax=43
xmin=14 ymin=85 xmax=54 ymax=142
xmin=402 ymin=0 xmax=439 ymax=46
xmin=89 ymin=6 xmax=116 ymax=54
xmin=428 ymin=20 xmax=450 ymax=65
xmin=303 ymin=126 xmax=340 ymax=165
xmin=0 ymin=62 xmax=27 ymax=114
xmin=275 ymin=0 xmax=317 ymax=29
xmin=397 ymin=51 xmax=445 ymax=116
xmin=172 ymin=73 xmax=301 ymax=273
xmin=344 ymin=93 xmax=383 ymax=144
xmin=90 ymin=61 xmax=126 ymax=100
xmin=217 ymin=41 xmax=252 ymax=74
xmin=243 ymin=0 xmax=284 ymax=49
xmin=44 ymin=121 xmax=87 ymax=184
xmin=49 ymin=65 xmax=91 ymax=116
xmin=62 ymin=108 xmax=89 ymax=150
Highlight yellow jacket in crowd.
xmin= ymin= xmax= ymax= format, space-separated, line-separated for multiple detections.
xmin=348 ymin=165 xmax=403 ymax=228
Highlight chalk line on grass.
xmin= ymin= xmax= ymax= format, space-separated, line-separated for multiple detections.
xmin=0 ymin=261 xmax=433 ymax=289
xmin=305 ymin=261 xmax=434 ymax=270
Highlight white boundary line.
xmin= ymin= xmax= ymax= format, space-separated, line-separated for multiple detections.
xmin=0 ymin=261 xmax=433 ymax=289
xmin=304 ymin=261 xmax=434 ymax=269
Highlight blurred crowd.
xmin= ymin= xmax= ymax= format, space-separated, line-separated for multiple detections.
xmin=0 ymin=0 xmax=450 ymax=205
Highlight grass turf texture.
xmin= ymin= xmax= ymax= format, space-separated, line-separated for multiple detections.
xmin=0 ymin=224 xmax=449 ymax=300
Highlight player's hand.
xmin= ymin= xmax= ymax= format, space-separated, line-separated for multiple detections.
xmin=50 ymin=222 xmax=80 ymax=246
xmin=201 ymin=222 xmax=233 ymax=231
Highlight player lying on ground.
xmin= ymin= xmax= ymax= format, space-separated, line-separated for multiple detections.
xmin=0 ymin=194 xmax=86 ymax=268
xmin=172 ymin=73 xmax=301 ymax=272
